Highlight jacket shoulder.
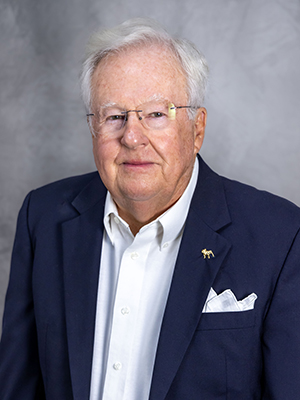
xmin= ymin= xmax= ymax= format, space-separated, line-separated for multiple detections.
xmin=196 ymin=156 xmax=300 ymax=233
xmin=32 ymin=171 xmax=100 ymax=200
xmin=221 ymin=175 xmax=300 ymax=230
xmin=22 ymin=171 xmax=105 ymax=228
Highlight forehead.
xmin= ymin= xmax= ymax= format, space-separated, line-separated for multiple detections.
xmin=91 ymin=45 xmax=188 ymax=106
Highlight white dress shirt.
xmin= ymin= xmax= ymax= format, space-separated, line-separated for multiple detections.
xmin=89 ymin=159 xmax=199 ymax=400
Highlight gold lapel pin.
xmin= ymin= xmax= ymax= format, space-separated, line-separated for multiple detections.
xmin=201 ymin=249 xmax=215 ymax=259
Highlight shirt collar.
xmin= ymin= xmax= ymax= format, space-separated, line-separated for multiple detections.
xmin=157 ymin=157 xmax=198 ymax=247
xmin=103 ymin=194 xmax=131 ymax=245
xmin=103 ymin=157 xmax=199 ymax=249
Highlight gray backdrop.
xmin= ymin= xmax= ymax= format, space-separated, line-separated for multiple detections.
xmin=1 ymin=0 xmax=300 ymax=327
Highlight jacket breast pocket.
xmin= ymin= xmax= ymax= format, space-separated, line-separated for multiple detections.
xmin=196 ymin=309 xmax=256 ymax=331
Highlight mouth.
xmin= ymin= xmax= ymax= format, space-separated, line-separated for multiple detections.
xmin=121 ymin=160 xmax=155 ymax=170
xmin=124 ymin=161 xmax=152 ymax=165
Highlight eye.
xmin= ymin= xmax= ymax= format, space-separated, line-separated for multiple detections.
xmin=108 ymin=114 xmax=124 ymax=120
xmin=105 ymin=114 xmax=125 ymax=123
xmin=148 ymin=111 xmax=167 ymax=118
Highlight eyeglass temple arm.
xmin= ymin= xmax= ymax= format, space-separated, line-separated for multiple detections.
xmin=174 ymin=106 xmax=199 ymax=110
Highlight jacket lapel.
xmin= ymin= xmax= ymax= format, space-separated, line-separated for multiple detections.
xmin=149 ymin=157 xmax=232 ymax=400
xmin=61 ymin=174 xmax=107 ymax=400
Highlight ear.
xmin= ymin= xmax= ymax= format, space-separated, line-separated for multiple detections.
xmin=193 ymin=107 xmax=207 ymax=155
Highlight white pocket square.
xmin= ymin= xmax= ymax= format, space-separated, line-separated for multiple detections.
xmin=202 ymin=288 xmax=258 ymax=313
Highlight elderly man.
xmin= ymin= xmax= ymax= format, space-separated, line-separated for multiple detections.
xmin=1 ymin=18 xmax=300 ymax=400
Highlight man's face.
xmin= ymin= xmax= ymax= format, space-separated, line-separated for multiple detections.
xmin=90 ymin=46 xmax=206 ymax=222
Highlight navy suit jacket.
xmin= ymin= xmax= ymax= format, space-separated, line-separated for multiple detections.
xmin=1 ymin=156 xmax=300 ymax=399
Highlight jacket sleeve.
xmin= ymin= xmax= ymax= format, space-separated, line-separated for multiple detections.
xmin=262 ymin=228 xmax=300 ymax=398
xmin=0 ymin=192 xmax=46 ymax=399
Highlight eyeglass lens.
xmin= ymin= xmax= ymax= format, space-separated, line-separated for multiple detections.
xmin=88 ymin=100 xmax=175 ymax=135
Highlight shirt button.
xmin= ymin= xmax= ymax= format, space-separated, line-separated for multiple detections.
xmin=113 ymin=362 xmax=122 ymax=370
xmin=121 ymin=307 xmax=130 ymax=315
xmin=131 ymin=252 xmax=139 ymax=260
xmin=163 ymin=243 xmax=169 ymax=249
xmin=114 ymin=216 xmax=120 ymax=224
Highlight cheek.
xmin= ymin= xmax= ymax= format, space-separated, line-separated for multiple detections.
xmin=92 ymin=139 xmax=117 ymax=176
xmin=161 ymin=130 xmax=195 ymax=165
xmin=92 ymin=140 xmax=102 ymax=170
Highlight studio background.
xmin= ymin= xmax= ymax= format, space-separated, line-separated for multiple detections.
xmin=1 ymin=0 xmax=299 ymax=327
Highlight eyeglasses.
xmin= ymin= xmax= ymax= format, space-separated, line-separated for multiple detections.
xmin=86 ymin=100 xmax=198 ymax=136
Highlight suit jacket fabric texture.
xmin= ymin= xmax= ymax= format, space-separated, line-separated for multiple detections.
xmin=1 ymin=156 xmax=300 ymax=400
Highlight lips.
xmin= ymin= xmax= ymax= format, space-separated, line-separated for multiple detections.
xmin=121 ymin=160 xmax=156 ymax=171
xmin=122 ymin=160 xmax=154 ymax=166
xmin=123 ymin=161 xmax=153 ymax=166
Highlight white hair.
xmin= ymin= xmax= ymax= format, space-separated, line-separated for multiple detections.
xmin=80 ymin=18 xmax=209 ymax=118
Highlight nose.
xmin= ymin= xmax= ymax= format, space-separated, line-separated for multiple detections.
xmin=120 ymin=113 xmax=149 ymax=149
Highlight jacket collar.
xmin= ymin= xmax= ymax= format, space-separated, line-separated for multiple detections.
xmin=71 ymin=172 xmax=107 ymax=214
xmin=192 ymin=155 xmax=231 ymax=231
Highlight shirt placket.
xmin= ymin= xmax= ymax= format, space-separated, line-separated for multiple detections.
xmin=102 ymin=226 xmax=156 ymax=399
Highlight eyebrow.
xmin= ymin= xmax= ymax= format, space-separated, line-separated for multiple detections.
xmin=145 ymin=93 xmax=167 ymax=102
xmin=99 ymin=101 xmax=122 ymax=108
xmin=98 ymin=94 xmax=170 ymax=109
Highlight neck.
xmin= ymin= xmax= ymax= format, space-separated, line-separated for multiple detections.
xmin=116 ymin=195 xmax=181 ymax=236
